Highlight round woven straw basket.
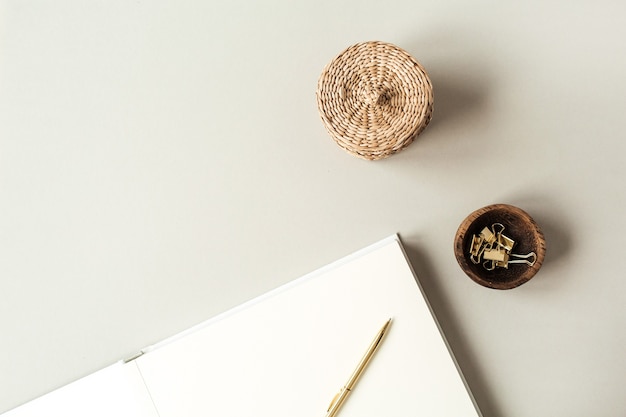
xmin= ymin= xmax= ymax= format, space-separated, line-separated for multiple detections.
xmin=316 ymin=41 xmax=433 ymax=160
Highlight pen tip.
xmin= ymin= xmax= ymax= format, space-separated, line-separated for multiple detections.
xmin=383 ymin=318 xmax=392 ymax=330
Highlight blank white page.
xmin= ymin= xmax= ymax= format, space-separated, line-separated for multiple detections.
xmin=2 ymin=362 xmax=158 ymax=417
xmin=136 ymin=236 xmax=481 ymax=416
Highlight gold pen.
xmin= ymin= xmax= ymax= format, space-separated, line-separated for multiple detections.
xmin=325 ymin=318 xmax=392 ymax=417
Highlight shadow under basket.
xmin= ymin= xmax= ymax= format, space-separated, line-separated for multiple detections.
xmin=454 ymin=204 xmax=546 ymax=289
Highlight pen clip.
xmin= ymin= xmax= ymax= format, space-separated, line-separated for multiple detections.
xmin=327 ymin=390 xmax=341 ymax=412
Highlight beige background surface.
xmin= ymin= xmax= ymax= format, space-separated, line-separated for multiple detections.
xmin=1 ymin=1 xmax=625 ymax=415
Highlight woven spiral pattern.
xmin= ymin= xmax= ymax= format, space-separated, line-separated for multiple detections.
xmin=316 ymin=41 xmax=434 ymax=160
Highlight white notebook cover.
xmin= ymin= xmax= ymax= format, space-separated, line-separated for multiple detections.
xmin=3 ymin=362 xmax=158 ymax=417
xmin=4 ymin=235 xmax=481 ymax=416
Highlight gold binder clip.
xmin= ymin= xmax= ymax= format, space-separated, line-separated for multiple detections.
xmin=498 ymin=234 xmax=515 ymax=252
xmin=508 ymin=251 xmax=537 ymax=266
xmin=482 ymin=259 xmax=496 ymax=271
xmin=488 ymin=223 xmax=514 ymax=251
xmin=495 ymin=260 xmax=509 ymax=269
xmin=479 ymin=227 xmax=496 ymax=245
xmin=469 ymin=223 xmax=534 ymax=271
xmin=491 ymin=223 xmax=505 ymax=236
xmin=483 ymin=247 xmax=509 ymax=263
xmin=469 ymin=235 xmax=485 ymax=264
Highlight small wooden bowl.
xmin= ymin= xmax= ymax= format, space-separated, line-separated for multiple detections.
xmin=454 ymin=204 xmax=546 ymax=289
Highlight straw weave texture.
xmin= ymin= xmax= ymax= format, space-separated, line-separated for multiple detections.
xmin=316 ymin=41 xmax=433 ymax=160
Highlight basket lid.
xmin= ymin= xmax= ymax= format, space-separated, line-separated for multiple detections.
xmin=316 ymin=41 xmax=433 ymax=160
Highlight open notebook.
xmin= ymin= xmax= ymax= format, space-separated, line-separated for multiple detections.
xmin=4 ymin=235 xmax=482 ymax=416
